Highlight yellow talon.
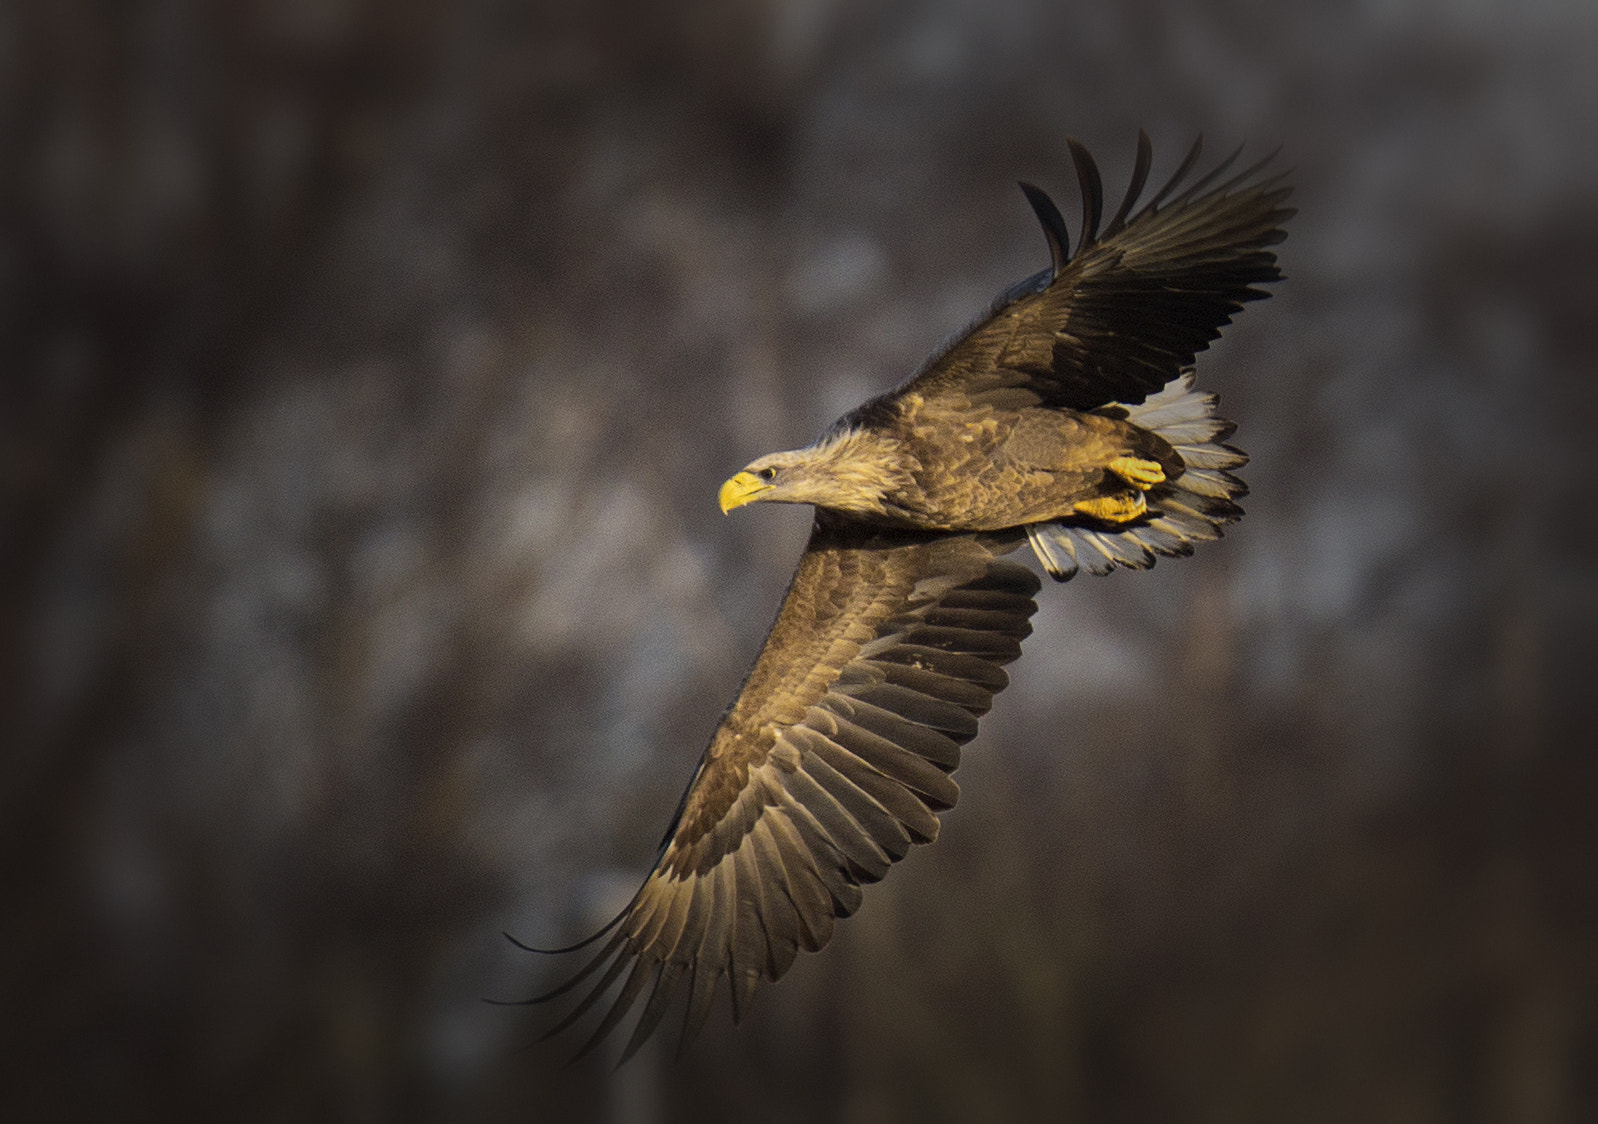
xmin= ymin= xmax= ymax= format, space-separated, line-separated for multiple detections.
xmin=1107 ymin=456 xmax=1165 ymax=490
xmin=1072 ymin=491 xmax=1148 ymax=523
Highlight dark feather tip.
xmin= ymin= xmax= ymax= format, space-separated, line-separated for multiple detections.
xmin=1066 ymin=138 xmax=1104 ymax=248
xmin=1104 ymin=129 xmax=1154 ymax=238
xmin=502 ymin=928 xmax=610 ymax=956
xmin=1018 ymin=181 xmax=1071 ymax=276
xmin=1150 ymin=134 xmax=1205 ymax=209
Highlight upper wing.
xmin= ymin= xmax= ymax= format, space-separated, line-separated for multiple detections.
xmin=898 ymin=133 xmax=1292 ymax=413
xmin=526 ymin=520 xmax=1039 ymax=1061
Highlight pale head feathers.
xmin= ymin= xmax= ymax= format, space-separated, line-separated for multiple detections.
xmin=741 ymin=425 xmax=918 ymax=517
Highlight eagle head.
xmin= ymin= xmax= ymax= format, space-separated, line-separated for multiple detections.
xmin=718 ymin=450 xmax=822 ymax=514
xmin=718 ymin=429 xmax=911 ymax=517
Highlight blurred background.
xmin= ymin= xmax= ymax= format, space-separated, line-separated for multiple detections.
xmin=4 ymin=0 xmax=1596 ymax=1120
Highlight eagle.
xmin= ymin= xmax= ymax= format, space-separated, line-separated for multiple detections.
xmin=516 ymin=133 xmax=1292 ymax=1061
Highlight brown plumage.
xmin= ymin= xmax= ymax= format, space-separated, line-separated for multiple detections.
xmin=513 ymin=134 xmax=1292 ymax=1061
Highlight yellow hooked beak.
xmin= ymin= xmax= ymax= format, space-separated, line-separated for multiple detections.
xmin=718 ymin=471 xmax=773 ymax=514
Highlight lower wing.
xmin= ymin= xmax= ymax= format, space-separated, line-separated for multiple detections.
xmin=518 ymin=520 xmax=1040 ymax=1061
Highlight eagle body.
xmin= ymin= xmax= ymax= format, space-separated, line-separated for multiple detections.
xmin=521 ymin=135 xmax=1292 ymax=1060
xmin=753 ymin=393 xmax=1184 ymax=532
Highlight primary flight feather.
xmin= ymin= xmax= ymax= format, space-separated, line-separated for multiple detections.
xmin=518 ymin=133 xmax=1292 ymax=1061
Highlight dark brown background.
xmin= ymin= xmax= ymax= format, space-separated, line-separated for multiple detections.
xmin=5 ymin=1 xmax=1596 ymax=1120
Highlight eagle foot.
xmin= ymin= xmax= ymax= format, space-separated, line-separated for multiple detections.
xmin=1106 ymin=456 xmax=1166 ymax=490
xmin=1071 ymin=491 xmax=1148 ymax=523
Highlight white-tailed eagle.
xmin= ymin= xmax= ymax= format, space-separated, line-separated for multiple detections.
xmin=514 ymin=134 xmax=1292 ymax=1061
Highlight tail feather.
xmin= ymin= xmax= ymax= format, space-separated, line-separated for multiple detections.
xmin=1027 ymin=371 xmax=1247 ymax=581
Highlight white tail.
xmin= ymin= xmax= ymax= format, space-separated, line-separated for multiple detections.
xmin=1026 ymin=371 xmax=1247 ymax=580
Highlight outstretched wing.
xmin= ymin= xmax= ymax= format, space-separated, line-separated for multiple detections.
xmin=525 ymin=521 xmax=1039 ymax=1061
xmin=899 ymin=132 xmax=1292 ymax=413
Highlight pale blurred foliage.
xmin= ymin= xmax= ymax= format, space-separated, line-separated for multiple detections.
xmin=3 ymin=0 xmax=1596 ymax=1120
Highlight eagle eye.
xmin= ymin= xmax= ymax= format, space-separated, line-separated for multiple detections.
xmin=758 ymin=467 xmax=778 ymax=481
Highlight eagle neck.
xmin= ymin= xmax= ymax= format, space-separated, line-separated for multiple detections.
xmin=801 ymin=423 xmax=919 ymax=519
